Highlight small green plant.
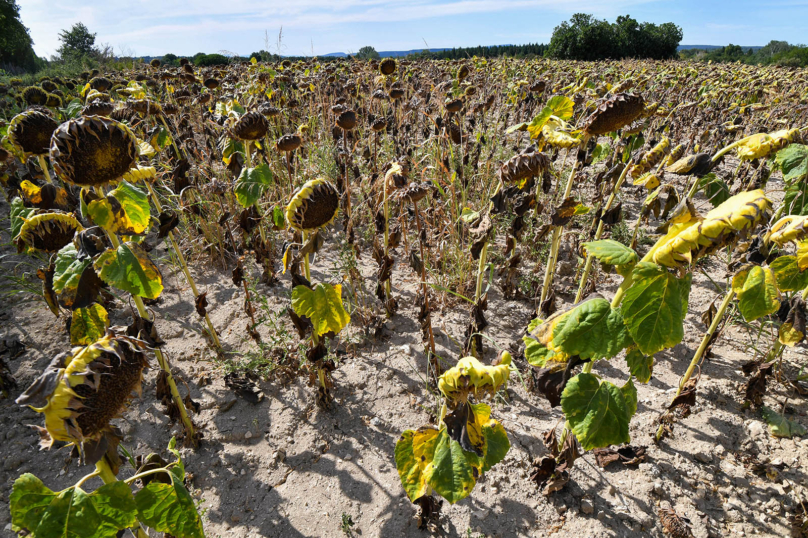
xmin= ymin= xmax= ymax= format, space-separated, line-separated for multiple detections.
xmin=340 ymin=512 xmax=355 ymax=537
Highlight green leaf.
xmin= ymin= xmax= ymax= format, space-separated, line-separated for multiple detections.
xmin=561 ymin=373 xmax=631 ymax=451
xmin=625 ymin=347 xmax=653 ymax=383
xmin=783 ymin=179 xmax=808 ymax=216
xmin=621 ymin=378 xmax=638 ymax=419
xmin=166 ymin=437 xmax=185 ymax=481
xmin=732 ymin=265 xmax=780 ymax=321
xmin=10 ymin=197 xmax=36 ymax=240
xmin=761 ymin=406 xmax=807 ymax=438
xmin=94 ymin=241 xmax=163 ymax=299
xmin=698 ymin=173 xmax=730 ymax=207
xmin=623 ymin=135 xmax=645 ymax=163
xmin=776 ymin=144 xmax=808 ymax=182
xmin=771 ymin=256 xmax=808 ymax=292
xmin=71 ymin=304 xmax=109 ymax=345
xmin=395 ymin=427 xmax=440 ymax=502
xmin=234 ymin=164 xmax=273 ymax=208
xmin=60 ymin=99 xmax=84 ymax=119
xmin=10 ymin=474 xmax=58 ymax=534
xmin=551 ymin=297 xmax=632 ymax=360
xmin=591 ymin=142 xmax=611 ymax=165
xmin=622 ymin=262 xmax=689 ymax=355
xmin=583 ymin=240 xmax=638 ymax=267
xmin=14 ymin=479 xmax=137 ymax=538
xmin=425 ymin=429 xmax=476 ymax=504
xmin=481 ymin=420 xmax=509 ymax=473
xmin=505 ymin=122 xmax=528 ymax=134
xmin=271 ymin=205 xmax=286 ymax=229
xmin=87 ymin=182 xmax=151 ymax=235
xmin=135 ymin=473 xmax=205 ymax=538
xmin=291 ymin=283 xmax=350 ymax=336
xmin=798 ymin=241 xmax=808 ymax=271
xmin=53 ymin=244 xmax=90 ymax=295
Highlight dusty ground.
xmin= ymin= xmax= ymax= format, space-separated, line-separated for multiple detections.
xmin=1 ymin=172 xmax=807 ymax=538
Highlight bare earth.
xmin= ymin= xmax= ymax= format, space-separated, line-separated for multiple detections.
xmin=1 ymin=173 xmax=807 ymax=538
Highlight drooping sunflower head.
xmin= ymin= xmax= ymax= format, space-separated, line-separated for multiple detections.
xmin=22 ymin=86 xmax=49 ymax=106
xmin=379 ymin=58 xmax=396 ymax=75
xmin=232 ymin=111 xmax=269 ymax=141
xmin=336 ymin=109 xmax=357 ymax=131
xmin=40 ymin=80 xmax=58 ymax=93
xmin=50 ymin=116 xmax=138 ymax=187
xmin=16 ymin=333 xmax=149 ymax=448
xmin=767 ymin=215 xmax=808 ymax=246
xmin=8 ymin=110 xmax=59 ymax=157
xmin=582 ymin=92 xmax=645 ymax=137
xmin=17 ymin=211 xmax=83 ymax=253
xmin=150 ymin=58 xmax=161 ymax=68
xmin=89 ymin=76 xmax=112 ymax=92
xmin=81 ymin=99 xmax=116 ymax=117
xmin=285 ymin=178 xmax=340 ymax=232
xmin=277 ymin=133 xmax=302 ymax=153
xmin=45 ymin=93 xmax=63 ymax=108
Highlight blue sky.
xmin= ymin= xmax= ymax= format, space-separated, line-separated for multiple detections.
xmin=17 ymin=0 xmax=808 ymax=58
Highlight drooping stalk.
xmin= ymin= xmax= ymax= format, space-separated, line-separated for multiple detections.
xmin=383 ymin=172 xmax=392 ymax=301
xmin=144 ymin=182 xmax=221 ymax=350
xmin=301 ymin=230 xmax=311 ymax=281
xmin=413 ymin=201 xmax=437 ymax=367
xmin=94 ymin=187 xmax=197 ymax=444
xmin=575 ymin=160 xmax=633 ymax=302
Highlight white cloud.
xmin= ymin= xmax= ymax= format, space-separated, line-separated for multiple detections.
xmin=19 ymin=0 xmax=657 ymax=56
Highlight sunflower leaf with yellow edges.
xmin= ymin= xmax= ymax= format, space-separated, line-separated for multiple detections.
xmin=395 ymin=427 xmax=440 ymax=502
xmin=732 ymin=265 xmax=780 ymax=322
xmin=11 ymin=474 xmax=137 ymax=538
xmin=70 ymin=304 xmax=109 ymax=345
xmin=291 ymin=283 xmax=350 ymax=336
xmin=561 ymin=373 xmax=632 ymax=451
xmin=798 ymin=241 xmax=808 ymax=271
xmin=94 ymin=242 xmax=163 ymax=299
xmin=134 ymin=471 xmax=205 ymax=538
xmin=423 ymin=429 xmax=476 ymax=504
xmin=234 ymin=164 xmax=273 ymax=208
xmin=770 ymin=256 xmax=808 ymax=292
xmin=621 ymin=262 xmax=691 ymax=355
xmin=86 ymin=181 xmax=151 ymax=235
xmin=530 ymin=297 xmax=631 ymax=362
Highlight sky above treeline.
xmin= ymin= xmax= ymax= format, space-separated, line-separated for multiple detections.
xmin=17 ymin=0 xmax=808 ymax=58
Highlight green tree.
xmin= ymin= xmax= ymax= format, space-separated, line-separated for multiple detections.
xmin=356 ymin=46 xmax=380 ymax=60
xmin=57 ymin=22 xmax=97 ymax=60
xmin=0 ymin=0 xmax=40 ymax=72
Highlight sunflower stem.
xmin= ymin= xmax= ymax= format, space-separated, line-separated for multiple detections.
xmin=575 ymin=159 xmax=633 ymax=302
xmin=143 ymin=182 xmax=222 ymax=350
xmin=539 ymin=147 xmax=583 ymax=306
xmin=94 ymin=186 xmax=197 ymax=446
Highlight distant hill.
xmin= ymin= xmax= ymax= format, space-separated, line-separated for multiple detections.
xmin=323 ymin=48 xmax=453 ymax=58
xmin=678 ymin=45 xmax=762 ymax=51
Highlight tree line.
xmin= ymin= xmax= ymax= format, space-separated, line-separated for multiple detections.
xmin=680 ymin=41 xmax=808 ymax=67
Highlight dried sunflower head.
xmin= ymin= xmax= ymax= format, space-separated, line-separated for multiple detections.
xmin=81 ymin=99 xmax=115 ymax=117
xmin=233 ymin=111 xmax=269 ymax=141
xmin=336 ymin=110 xmax=357 ymax=131
xmin=8 ymin=110 xmax=59 ymax=158
xmin=50 ymin=116 xmax=139 ymax=188
xmin=16 ymin=333 xmax=149 ymax=449
xmin=22 ymin=86 xmax=49 ymax=106
xmin=277 ymin=133 xmax=302 ymax=153
xmin=498 ymin=152 xmax=550 ymax=183
xmin=285 ymin=178 xmax=340 ymax=232
xmin=379 ymin=58 xmax=396 ymax=75
xmin=582 ymin=93 xmax=645 ymax=136
xmin=17 ymin=211 xmax=83 ymax=253
xmin=767 ymin=215 xmax=808 ymax=246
